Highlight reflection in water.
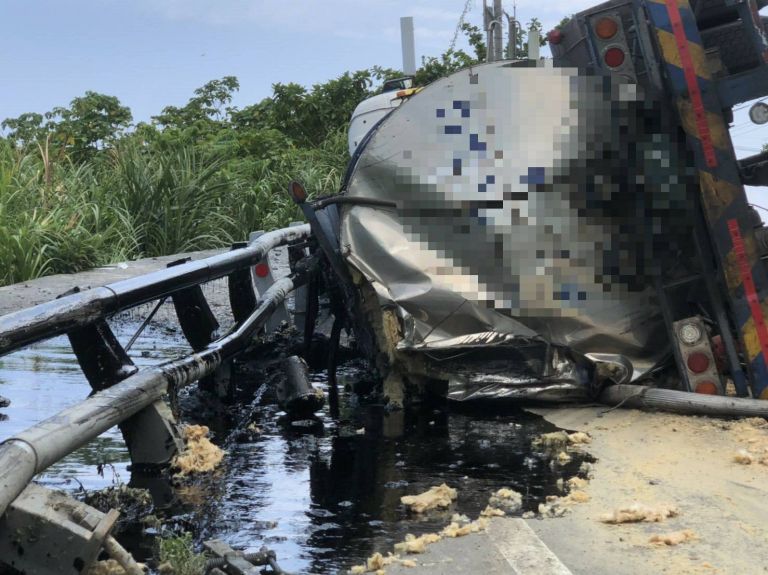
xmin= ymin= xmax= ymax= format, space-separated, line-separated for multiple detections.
xmin=0 ymin=322 xmax=189 ymax=491
xmin=197 ymin=383 xmax=587 ymax=575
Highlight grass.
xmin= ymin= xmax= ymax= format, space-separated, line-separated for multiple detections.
xmin=0 ymin=128 xmax=348 ymax=286
xmin=156 ymin=533 xmax=207 ymax=575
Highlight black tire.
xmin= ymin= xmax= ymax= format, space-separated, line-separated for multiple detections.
xmin=701 ymin=19 xmax=765 ymax=75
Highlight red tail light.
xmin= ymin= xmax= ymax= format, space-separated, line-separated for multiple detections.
xmin=695 ymin=381 xmax=718 ymax=395
xmin=603 ymin=47 xmax=626 ymax=68
xmin=687 ymin=352 xmax=711 ymax=374
xmin=547 ymin=29 xmax=564 ymax=45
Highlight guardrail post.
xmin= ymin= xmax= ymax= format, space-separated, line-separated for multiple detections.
xmin=249 ymin=230 xmax=290 ymax=331
xmin=228 ymin=241 xmax=258 ymax=325
xmin=68 ymin=319 xmax=183 ymax=467
xmin=289 ymin=222 xmax=309 ymax=335
xmin=166 ymin=257 xmax=227 ymax=398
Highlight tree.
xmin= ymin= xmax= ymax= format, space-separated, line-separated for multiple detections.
xmin=1 ymin=112 xmax=47 ymax=148
xmin=51 ymin=92 xmax=133 ymax=161
xmin=153 ymin=76 xmax=240 ymax=131
xmin=1 ymin=92 xmax=132 ymax=161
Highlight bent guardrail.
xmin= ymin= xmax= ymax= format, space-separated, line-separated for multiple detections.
xmin=0 ymin=224 xmax=314 ymax=575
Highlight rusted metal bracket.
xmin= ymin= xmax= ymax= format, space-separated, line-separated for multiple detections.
xmin=68 ymin=318 xmax=183 ymax=467
xmin=0 ymin=484 xmax=118 ymax=575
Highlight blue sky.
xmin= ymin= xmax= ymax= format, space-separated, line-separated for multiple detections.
xmin=1 ymin=0 xmax=765 ymax=158
xmin=0 ymin=0 xmax=597 ymax=123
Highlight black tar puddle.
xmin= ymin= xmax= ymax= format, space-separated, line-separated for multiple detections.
xmin=0 ymin=322 xmax=591 ymax=575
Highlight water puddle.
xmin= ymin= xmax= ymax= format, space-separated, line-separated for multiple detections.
xmin=0 ymin=325 xmax=590 ymax=574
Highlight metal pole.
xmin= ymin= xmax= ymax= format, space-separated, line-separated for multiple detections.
xmin=493 ymin=0 xmax=503 ymax=62
xmin=0 ymin=225 xmax=311 ymax=357
xmin=528 ymin=27 xmax=540 ymax=60
xmin=0 ymin=266 xmax=314 ymax=517
xmin=400 ymin=17 xmax=416 ymax=75
xmin=484 ymin=0 xmax=494 ymax=62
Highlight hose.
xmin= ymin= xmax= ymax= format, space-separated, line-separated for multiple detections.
xmin=600 ymin=384 xmax=768 ymax=418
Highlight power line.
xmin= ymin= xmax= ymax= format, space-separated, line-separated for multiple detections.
xmin=450 ymin=0 xmax=475 ymax=51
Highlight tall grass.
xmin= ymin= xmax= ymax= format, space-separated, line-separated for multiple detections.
xmin=0 ymin=129 xmax=348 ymax=286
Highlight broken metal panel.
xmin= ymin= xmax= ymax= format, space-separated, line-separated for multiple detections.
xmin=342 ymin=63 xmax=694 ymax=391
xmin=0 ymin=484 xmax=118 ymax=575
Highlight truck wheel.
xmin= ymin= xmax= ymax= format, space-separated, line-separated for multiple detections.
xmin=701 ymin=19 xmax=766 ymax=75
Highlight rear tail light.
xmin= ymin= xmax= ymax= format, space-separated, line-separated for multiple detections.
xmin=686 ymin=352 xmax=710 ymax=374
xmin=672 ymin=316 xmax=724 ymax=395
xmin=603 ymin=47 xmax=626 ymax=68
xmin=595 ymin=17 xmax=619 ymax=40
xmin=695 ymin=381 xmax=718 ymax=395
xmin=547 ymin=29 xmax=564 ymax=45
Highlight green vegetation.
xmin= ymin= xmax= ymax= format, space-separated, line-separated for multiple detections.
xmin=156 ymin=533 xmax=207 ymax=575
xmin=0 ymin=21 xmax=501 ymax=286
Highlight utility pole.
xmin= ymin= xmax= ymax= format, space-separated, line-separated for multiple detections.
xmin=400 ymin=17 xmax=416 ymax=75
xmin=484 ymin=0 xmax=504 ymax=62
xmin=484 ymin=0 xmax=494 ymax=62
xmin=493 ymin=0 xmax=503 ymax=62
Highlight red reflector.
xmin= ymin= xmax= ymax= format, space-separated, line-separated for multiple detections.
xmin=547 ymin=29 xmax=564 ymax=45
xmin=695 ymin=381 xmax=718 ymax=395
xmin=604 ymin=47 xmax=625 ymax=68
xmin=687 ymin=352 xmax=711 ymax=374
xmin=595 ymin=17 xmax=619 ymax=40
xmin=255 ymin=262 xmax=270 ymax=278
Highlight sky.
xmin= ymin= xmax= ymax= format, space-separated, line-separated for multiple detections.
xmin=0 ymin=0 xmax=766 ymax=159
xmin=0 ymin=0 xmax=598 ymax=124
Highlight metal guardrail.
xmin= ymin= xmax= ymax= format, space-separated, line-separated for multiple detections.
xmin=0 ymin=224 xmax=314 ymax=574
xmin=0 ymin=225 xmax=310 ymax=356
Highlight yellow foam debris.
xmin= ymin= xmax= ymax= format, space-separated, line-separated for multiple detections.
xmin=649 ymin=529 xmax=697 ymax=546
xmin=568 ymin=432 xmax=592 ymax=445
xmin=172 ymin=425 xmax=225 ymax=476
xmin=600 ymin=503 xmax=679 ymax=524
xmin=480 ymin=505 xmax=505 ymax=517
xmin=441 ymin=517 xmax=488 ymax=538
xmin=400 ymin=559 xmax=418 ymax=568
xmin=556 ymin=451 xmax=572 ymax=464
xmin=489 ymin=487 xmax=523 ymax=513
xmin=367 ymin=552 xmax=398 ymax=571
xmin=394 ymin=533 xmax=442 ymax=554
xmin=375 ymin=570 xmax=385 ymax=575
xmin=567 ymin=476 xmax=588 ymax=489
xmin=349 ymin=566 xmax=366 ymax=574
xmin=85 ymin=560 xmax=127 ymax=575
xmin=532 ymin=431 xmax=569 ymax=450
xmin=566 ymin=490 xmax=591 ymax=504
xmin=401 ymin=484 xmax=457 ymax=513
xmin=734 ymin=450 xmax=754 ymax=465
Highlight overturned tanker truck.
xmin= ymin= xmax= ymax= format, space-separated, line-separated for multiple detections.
xmin=292 ymin=0 xmax=768 ymax=412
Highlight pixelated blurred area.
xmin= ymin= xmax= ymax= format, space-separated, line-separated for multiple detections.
xmin=342 ymin=62 xmax=697 ymax=374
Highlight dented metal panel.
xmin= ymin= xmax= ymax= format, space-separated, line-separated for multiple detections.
xmin=342 ymin=63 xmax=695 ymax=391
